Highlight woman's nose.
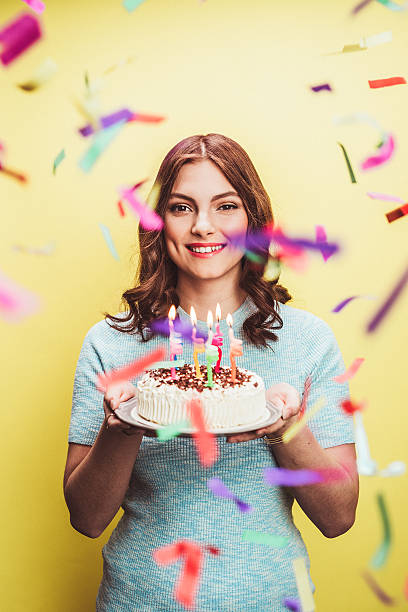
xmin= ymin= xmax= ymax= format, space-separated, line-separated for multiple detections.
xmin=191 ymin=212 xmax=215 ymax=236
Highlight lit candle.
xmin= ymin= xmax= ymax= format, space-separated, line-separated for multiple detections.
xmin=205 ymin=345 xmax=218 ymax=388
xmin=168 ymin=304 xmax=177 ymax=380
xmin=226 ymin=313 xmax=242 ymax=383
xmin=190 ymin=306 xmax=205 ymax=378
xmin=212 ymin=303 xmax=223 ymax=373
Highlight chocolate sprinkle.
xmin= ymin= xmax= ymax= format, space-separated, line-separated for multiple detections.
xmin=146 ymin=364 xmax=255 ymax=392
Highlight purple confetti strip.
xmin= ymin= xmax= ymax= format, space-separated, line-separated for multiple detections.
xmin=332 ymin=295 xmax=359 ymax=313
xmin=0 ymin=12 xmax=42 ymax=66
xmin=351 ymin=0 xmax=374 ymax=14
xmin=264 ymin=467 xmax=324 ymax=486
xmin=151 ymin=317 xmax=207 ymax=344
xmin=362 ymin=571 xmax=395 ymax=606
xmin=207 ymin=478 xmax=253 ymax=513
xmin=366 ymin=266 xmax=408 ymax=333
xmin=283 ymin=597 xmax=301 ymax=611
xmin=310 ymin=83 xmax=332 ymax=92
xmin=78 ymin=108 xmax=134 ymax=137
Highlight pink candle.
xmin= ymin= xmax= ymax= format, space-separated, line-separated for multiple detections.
xmin=212 ymin=302 xmax=223 ymax=372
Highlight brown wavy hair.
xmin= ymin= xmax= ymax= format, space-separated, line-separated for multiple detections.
xmin=105 ymin=133 xmax=291 ymax=347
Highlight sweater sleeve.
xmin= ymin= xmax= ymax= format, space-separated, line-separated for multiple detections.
xmin=301 ymin=316 xmax=355 ymax=449
xmin=68 ymin=326 xmax=106 ymax=446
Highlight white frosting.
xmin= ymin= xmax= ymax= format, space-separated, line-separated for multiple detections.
xmin=137 ymin=366 xmax=267 ymax=428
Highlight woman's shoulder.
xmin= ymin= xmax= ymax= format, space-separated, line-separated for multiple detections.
xmin=278 ymin=303 xmax=334 ymax=336
xmin=84 ymin=312 xmax=147 ymax=346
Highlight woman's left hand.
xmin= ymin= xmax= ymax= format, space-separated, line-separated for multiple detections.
xmin=226 ymin=383 xmax=301 ymax=443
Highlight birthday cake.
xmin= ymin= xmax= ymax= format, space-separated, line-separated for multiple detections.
xmin=136 ymin=364 xmax=267 ymax=428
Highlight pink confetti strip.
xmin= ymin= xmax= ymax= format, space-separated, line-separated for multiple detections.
xmin=21 ymin=0 xmax=45 ymax=14
xmin=97 ymin=346 xmax=166 ymax=392
xmin=153 ymin=541 xmax=218 ymax=610
xmin=361 ymin=133 xmax=395 ymax=171
xmin=263 ymin=467 xmax=345 ymax=487
xmin=0 ymin=270 xmax=41 ymax=323
xmin=128 ymin=112 xmax=166 ymax=123
xmin=361 ymin=571 xmax=395 ymax=606
xmin=119 ymin=186 xmax=164 ymax=231
xmin=367 ymin=192 xmax=404 ymax=203
xmin=207 ymin=478 xmax=253 ymax=513
xmin=299 ymin=376 xmax=311 ymax=419
xmin=0 ymin=13 xmax=42 ymax=67
xmin=366 ymin=266 xmax=408 ymax=333
xmin=334 ymin=357 xmax=365 ymax=383
xmin=187 ymin=399 xmax=218 ymax=467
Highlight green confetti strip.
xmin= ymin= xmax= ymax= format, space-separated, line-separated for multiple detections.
xmin=123 ymin=0 xmax=147 ymax=12
xmin=52 ymin=149 xmax=65 ymax=175
xmin=337 ymin=142 xmax=357 ymax=183
xmin=242 ymin=530 xmax=289 ymax=547
xmin=370 ymin=493 xmax=392 ymax=569
xmin=99 ymin=223 xmax=120 ymax=261
xmin=78 ymin=120 xmax=126 ymax=173
xmin=157 ymin=420 xmax=190 ymax=441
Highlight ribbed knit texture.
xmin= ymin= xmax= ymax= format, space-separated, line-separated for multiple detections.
xmin=69 ymin=298 xmax=354 ymax=611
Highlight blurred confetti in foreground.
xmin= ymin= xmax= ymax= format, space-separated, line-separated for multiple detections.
xmin=0 ymin=270 xmax=41 ymax=323
xmin=370 ymin=493 xmax=392 ymax=569
xmin=366 ymin=265 xmax=408 ymax=332
xmin=17 ymin=57 xmax=57 ymax=91
xmin=0 ymin=12 xmax=42 ymax=66
xmin=362 ymin=570 xmax=395 ymax=606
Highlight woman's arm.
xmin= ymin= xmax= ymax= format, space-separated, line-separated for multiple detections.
xmin=63 ymin=383 xmax=145 ymax=539
xmin=270 ymin=424 xmax=359 ymax=538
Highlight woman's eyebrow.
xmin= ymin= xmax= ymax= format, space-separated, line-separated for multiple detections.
xmin=169 ymin=191 xmax=239 ymax=203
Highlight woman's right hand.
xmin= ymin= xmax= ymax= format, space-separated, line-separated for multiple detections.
xmin=103 ymin=381 xmax=147 ymax=437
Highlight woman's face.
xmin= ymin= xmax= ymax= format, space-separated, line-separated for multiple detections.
xmin=163 ymin=160 xmax=248 ymax=282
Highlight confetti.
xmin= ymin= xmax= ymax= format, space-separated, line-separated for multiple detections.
xmin=369 ymin=76 xmax=406 ymax=89
xmin=242 ymin=530 xmax=289 ymax=547
xmin=315 ymin=225 xmax=333 ymax=262
xmin=52 ymin=149 xmax=65 ymax=175
xmin=12 ymin=241 xmax=55 ymax=255
xmin=375 ymin=0 xmax=408 ymax=11
xmin=361 ymin=30 xmax=392 ymax=47
xmin=96 ymin=346 xmax=166 ymax=392
xmin=207 ymin=478 xmax=253 ymax=513
xmin=123 ymin=0 xmax=147 ymax=11
xmin=371 ymin=493 xmax=392 ymax=569
xmin=334 ymin=358 xmax=365 ymax=383
xmin=153 ymin=540 xmax=203 ymax=610
xmin=293 ymin=558 xmax=315 ymax=612
xmin=337 ymin=142 xmax=357 ymax=183
xmin=310 ymin=83 xmax=332 ymax=92
xmin=157 ymin=420 xmax=190 ymax=441
xmin=367 ymin=191 xmax=404 ymax=203
xmin=149 ymin=360 xmax=186 ymax=369
xmin=187 ymin=399 xmax=218 ymax=467
xmin=117 ymin=200 xmax=125 ymax=217
xmin=0 ymin=270 xmax=41 ymax=323
xmin=0 ymin=12 xmax=42 ymax=66
xmin=78 ymin=108 xmax=134 ymax=137
xmin=0 ymin=161 xmax=27 ymax=183
xmin=351 ymin=0 xmax=374 ymax=14
xmin=263 ymin=466 xmax=345 ymax=487
xmin=341 ymin=398 xmax=366 ymax=415
xmin=119 ymin=186 xmax=164 ymax=231
xmin=354 ymin=411 xmax=377 ymax=475
xmin=362 ymin=571 xmax=395 ymax=606
xmin=151 ymin=317 xmax=207 ymax=344
xmin=283 ymin=598 xmax=301 ymax=611
xmin=21 ymin=0 xmax=45 ymax=13
xmin=361 ymin=133 xmax=395 ymax=171
xmin=78 ymin=120 xmax=126 ymax=173
xmin=99 ymin=223 xmax=119 ymax=261
xmin=282 ymin=398 xmax=325 ymax=443
xmin=386 ymin=203 xmax=408 ymax=223
xmin=128 ymin=111 xmax=166 ymax=123
xmin=299 ymin=376 xmax=311 ymax=419
xmin=366 ymin=266 xmax=408 ymax=333
xmin=17 ymin=57 xmax=56 ymax=91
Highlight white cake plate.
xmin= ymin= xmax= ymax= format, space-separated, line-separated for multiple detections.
xmin=115 ymin=396 xmax=283 ymax=437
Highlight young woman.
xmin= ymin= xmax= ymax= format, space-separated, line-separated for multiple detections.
xmin=64 ymin=134 xmax=358 ymax=611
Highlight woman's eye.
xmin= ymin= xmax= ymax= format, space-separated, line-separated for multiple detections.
xmin=218 ymin=203 xmax=238 ymax=211
xmin=168 ymin=204 xmax=191 ymax=213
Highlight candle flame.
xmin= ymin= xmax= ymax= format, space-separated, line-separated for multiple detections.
xmin=207 ymin=310 xmax=213 ymax=328
xmin=226 ymin=313 xmax=233 ymax=327
xmin=168 ymin=304 xmax=176 ymax=320
xmin=190 ymin=306 xmax=197 ymax=327
xmin=215 ymin=303 xmax=221 ymax=322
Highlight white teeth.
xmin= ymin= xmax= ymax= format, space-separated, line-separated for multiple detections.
xmin=189 ymin=245 xmax=224 ymax=253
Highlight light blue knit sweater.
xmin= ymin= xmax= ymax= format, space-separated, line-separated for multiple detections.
xmin=69 ymin=298 xmax=354 ymax=611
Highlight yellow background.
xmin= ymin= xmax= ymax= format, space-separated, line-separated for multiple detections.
xmin=1 ymin=0 xmax=407 ymax=610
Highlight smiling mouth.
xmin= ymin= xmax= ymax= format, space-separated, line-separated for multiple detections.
xmin=186 ymin=244 xmax=227 ymax=254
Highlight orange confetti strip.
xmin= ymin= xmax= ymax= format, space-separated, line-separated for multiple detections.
xmin=97 ymin=346 xmax=166 ymax=392
xmin=369 ymin=77 xmax=406 ymax=89
xmin=334 ymin=358 xmax=365 ymax=383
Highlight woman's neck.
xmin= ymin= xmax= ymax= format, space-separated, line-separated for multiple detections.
xmin=176 ymin=274 xmax=247 ymax=322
